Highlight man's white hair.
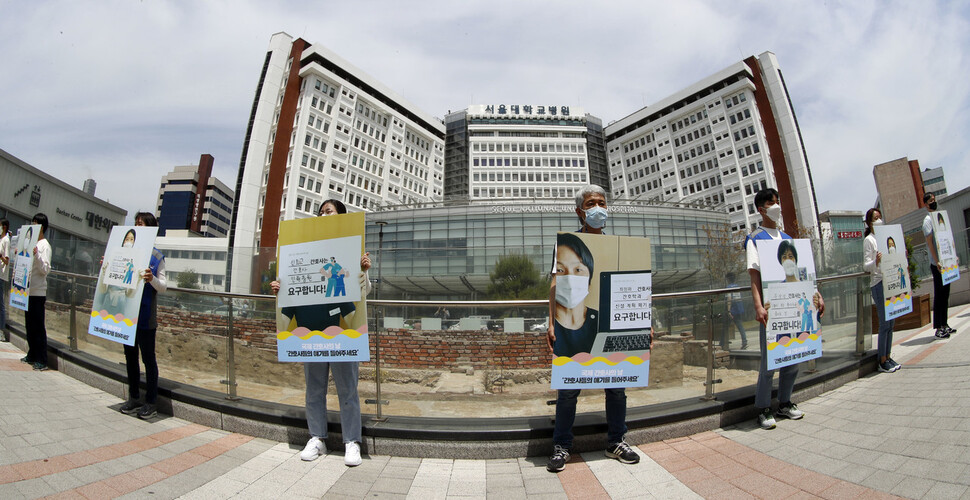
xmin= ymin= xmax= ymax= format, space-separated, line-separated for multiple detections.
xmin=574 ymin=184 xmax=607 ymax=208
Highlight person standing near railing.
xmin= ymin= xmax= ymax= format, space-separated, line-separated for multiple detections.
xmin=546 ymin=185 xmax=640 ymax=473
xmin=119 ymin=212 xmax=167 ymax=419
xmin=922 ymin=193 xmax=956 ymax=339
xmin=863 ymin=209 xmax=899 ymax=373
xmin=0 ymin=218 xmax=9 ymax=342
xmin=24 ymin=213 xmax=52 ymax=371
xmin=720 ymin=271 xmax=748 ymax=351
xmin=271 ymin=199 xmax=372 ymax=467
xmin=745 ymin=189 xmax=824 ymax=430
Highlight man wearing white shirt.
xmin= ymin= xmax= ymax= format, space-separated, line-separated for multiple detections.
xmin=744 ymin=189 xmax=824 ymax=429
xmin=922 ymin=192 xmax=955 ymax=338
xmin=24 ymin=213 xmax=52 ymax=371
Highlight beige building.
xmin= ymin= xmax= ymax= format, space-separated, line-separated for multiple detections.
xmin=873 ymin=157 xmax=926 ymax=222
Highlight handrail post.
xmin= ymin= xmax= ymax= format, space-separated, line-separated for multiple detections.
xmin=702 ymin=297 xmax=717 ymax=401
xmin=855 ymin=277 xmax=867 ymax=356
xmin=68 ymin=275 xmax=79 ymax=352
xmin=224 ymin=298 xmax=239 ymax=400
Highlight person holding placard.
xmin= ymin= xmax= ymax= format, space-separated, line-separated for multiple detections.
xmin=0 ymin=219 xmax=9 ymax=342
xmin=745 ymin=189 xmax=824 ymax=430
xmin=118 ymin=213 xmax=167 ymax=419
xmin=863 ymin=208 xmax=898 ymax=373
xmin=24 ymin=214 xmax=52 ymax=371
xmin=546 ymin=185 xmax=641 ymax=473
xmin=922 ymin=193 xmax=956 ymax=338
xmin=271 ymin=199 xmax=372 ymax=467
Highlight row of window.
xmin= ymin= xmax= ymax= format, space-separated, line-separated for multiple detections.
xmin=473 ymin=157 xmax=587 ymax=168
xmin=356 ymin=103 xmax=389 ymax=128
xmin=729 ymin=108 xmax=752 ymax=125
xmin=673 ymin=124 xmax=712 ymax=148
xmin=724 ymin=92 xmax=747 ymax=109
xmin=165 ymin=249 xmax=227 ymax=261
xmin=670 ymin=109 xmax=709 ymax=132
xmin=472 ymin=185 xmax=586 ymax=199
xmin=473 ymin=171 xmax=588 ymax=184
xmin=622 ymin=133 xmax=654 ymax=154
xmin=472 ymin=142 xmax=585 ymax=154
xmin=675 ymin=140 xmax=715 ymax=163
xmin=355 ymin=118 xmax=386 ymax=143
xmin=680 ymin=158 xmax=718 ymax=180
xmin=312 ymin=79 xmax=337 ymax=98
xmin=625 ymin=147 xmax=658 ymax=167
xmin=736 ymin=142 xmax=761 ymax=159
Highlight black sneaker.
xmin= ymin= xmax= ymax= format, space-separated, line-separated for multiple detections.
xmin=137 ymin=403 xmax=157 ymax=420
xmin=605 ymin=441 xmax=640 ymax=464
xmin=878 ymin=361 xmax=893 ymax=373
xmin=888 ymin=359 xmax=901 ymax=372
xmin=546 ymin=445 xmax=570 ymax=472
xmin=32 ymin=362 xmax=49 ymax=371
xmin=945 ymin=325 xmax=956 ymax=334
xmin=120 ymin=399 xmax=142 ymax=415
xmin=20 ymin=356 xmax=30 ymax=364
xmin=935 ymin=328 xmax=950 ymax=339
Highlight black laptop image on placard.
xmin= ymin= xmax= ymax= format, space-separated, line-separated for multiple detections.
xmin=591 ymin=270 xmax=652 ymax=358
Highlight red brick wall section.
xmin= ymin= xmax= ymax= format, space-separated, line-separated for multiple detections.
xmin=62 ymin=301 xmax=550 ymax=370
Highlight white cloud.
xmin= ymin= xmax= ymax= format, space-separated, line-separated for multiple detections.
xmin=0 ymin=0 xmax=967 ymax=222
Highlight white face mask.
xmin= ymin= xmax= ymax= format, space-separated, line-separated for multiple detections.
xmin=556 ymin=274 xmax=589 ymax=308
xmin=872 ymin=218 xmax=884 ymax=226
xmin=887 ymin=245 xmax=896 ymax=254
xmin=764 ymin=204 xmax=782 ymax=224
xmin=583 ymin=206 xmax=608 ymax=229
xmin=782 ymin=259 xmax=797 ymax=277
xmin=123 ymin=241 xmax=134 ymax=248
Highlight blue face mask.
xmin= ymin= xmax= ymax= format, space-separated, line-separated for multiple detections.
xmin=584 ymin=206 xmax=608 ymax=229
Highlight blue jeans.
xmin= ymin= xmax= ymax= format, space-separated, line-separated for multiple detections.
xmin=720 ymin=311 xmax=748 ymax=348
xmin=553 ymin=388 xmax=627 ymax=449
xmin=755 ymin=323 xmax=798 ymax=409
xmin=305 ymin=361 xmax=361 ymax=443
xmin=871 ymin=283 xmax=895 ymax=358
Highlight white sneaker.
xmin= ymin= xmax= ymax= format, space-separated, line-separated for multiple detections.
xmin=344 ymin=441 xmax=362 ymax=467
xmin=300 ymin=437 xmax=325 ymax=461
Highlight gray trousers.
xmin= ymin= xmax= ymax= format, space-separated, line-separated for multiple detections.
xmin=755 ymin=323 xmax=798 ymax=409
xmin=305 ymin=361 xmax=361 ymax=443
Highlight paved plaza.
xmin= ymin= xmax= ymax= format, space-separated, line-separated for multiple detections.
xmin=0 ymin=303 xmax=968 ymax=499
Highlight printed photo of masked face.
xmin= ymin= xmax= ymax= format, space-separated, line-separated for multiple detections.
xmin=777 ymin=240 xmax=800 ymax=282
xmin=553 ymin=233 xmax=600 ymax=357
xmin=555 ymin=247 xmax=591 ymax=310
xmin=886 ymin=237 xmax=897 ymax=254
xmin=122 ymin=229 xmax=136 ymax=248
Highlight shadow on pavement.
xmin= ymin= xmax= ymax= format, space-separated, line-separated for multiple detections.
xmin=900 ymin=336 xmax=937 ymax=347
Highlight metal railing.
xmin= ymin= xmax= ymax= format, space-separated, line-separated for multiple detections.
xmin=35 ymin=268 xmax=877 ymax=420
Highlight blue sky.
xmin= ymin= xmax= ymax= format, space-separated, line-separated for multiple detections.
xmin=1 ymin=0 xmax=967 ymax=221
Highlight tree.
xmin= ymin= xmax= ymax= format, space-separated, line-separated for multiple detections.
xmin=260 ymin=261 xmax=277 ymax=295
xmin=486 ymin=254 xmax=550 ymax=300
xmin=176 ymin=268 xmax=200 ymax=289
xmin=699 ymin=223 xmax=746 ymax=287
xmin=904 ymin=235 xmax=923 ymax=291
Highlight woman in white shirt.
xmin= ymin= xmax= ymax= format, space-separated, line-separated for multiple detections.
xmin=863 ymin=208 xmax=898 ymax=373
